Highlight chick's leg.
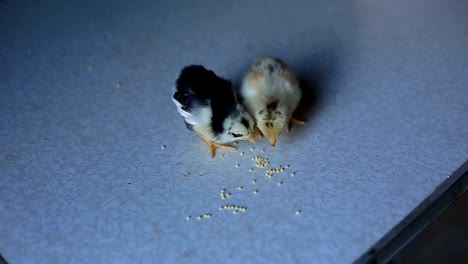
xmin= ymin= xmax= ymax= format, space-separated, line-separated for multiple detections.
xmin=287 ymin=117 xmax=305 ymax=133
xmin=195 ymin=133 xmax=235 ymax=158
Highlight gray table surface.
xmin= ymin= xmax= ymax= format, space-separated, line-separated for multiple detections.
xmin=1 ymin=0 xmax=467 ymax=263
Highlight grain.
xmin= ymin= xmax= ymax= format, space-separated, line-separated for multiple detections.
xmin=220 ymin=205 xmax=247 ymax=213
xmin=253 ymin=156 xmax=270 ymax=168
xmin=220 ymin=189 xmax=230 ymax=199
xmin=203 ymin=213 xmax=212 ymax=219
xmin=265 ymin=165 xmax=285 ymax=178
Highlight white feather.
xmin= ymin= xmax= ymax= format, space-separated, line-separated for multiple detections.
xmin=172 ymin=97 xmax=212 ymax=126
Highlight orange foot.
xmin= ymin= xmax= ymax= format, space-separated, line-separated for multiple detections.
xmin=287 ymin=117 xmax=305 ymax=133
xmin=196 ymin=133 xmax=235 ymax=158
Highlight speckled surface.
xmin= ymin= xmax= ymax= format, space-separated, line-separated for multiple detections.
xmin=0 ymin=0 xmax=467 ymax=263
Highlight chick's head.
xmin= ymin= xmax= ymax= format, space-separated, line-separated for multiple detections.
xmin=222 ymin=104 xmax=256 ymax=143
xmin=256 ymin=100 xmax=290 ymax=146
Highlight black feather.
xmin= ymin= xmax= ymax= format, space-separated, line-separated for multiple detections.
xmin=174 ymin=65 xmax=237 ymax=135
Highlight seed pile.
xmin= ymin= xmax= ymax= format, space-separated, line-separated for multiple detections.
xmin=266 ymin=165 xmax=286 ymax=178
xmin=252 ymin=156 xmax=270 ymax=168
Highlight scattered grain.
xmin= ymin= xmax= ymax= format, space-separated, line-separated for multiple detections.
xmin=203 ymin=214 xmax=212 ymax=219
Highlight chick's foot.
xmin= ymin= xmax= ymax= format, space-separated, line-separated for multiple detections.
xmin=287 ymin=118 xmax=305 ymax=133
xmin=196 ymin=132 xmax=235 ymax=158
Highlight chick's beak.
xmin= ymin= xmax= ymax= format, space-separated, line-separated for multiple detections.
xmin=268 ymin=136 xmax=277 ymax=147
xmin=260 ymin=127 xmax=278 ymax=146
xmin=247 ymin=133 xmax=256 ymax=143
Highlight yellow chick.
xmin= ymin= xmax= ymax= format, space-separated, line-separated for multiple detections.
xmin=240 ymin=57 xmax=303 ymax=146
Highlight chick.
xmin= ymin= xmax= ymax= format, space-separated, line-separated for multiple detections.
xmin=240 ymin=57 xmax=303 ymax=146
xmin=172 ymin=65 xmax=255 ymax=157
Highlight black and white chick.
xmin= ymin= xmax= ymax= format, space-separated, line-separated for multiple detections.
xmin=172 ymin=65 xmax=255 ymax=158
xmin=240 ymin=57 xmax=304 ymax=146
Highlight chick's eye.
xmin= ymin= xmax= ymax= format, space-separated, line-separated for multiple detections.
xmin=231 ymin=133 xmax=243 ymax=138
